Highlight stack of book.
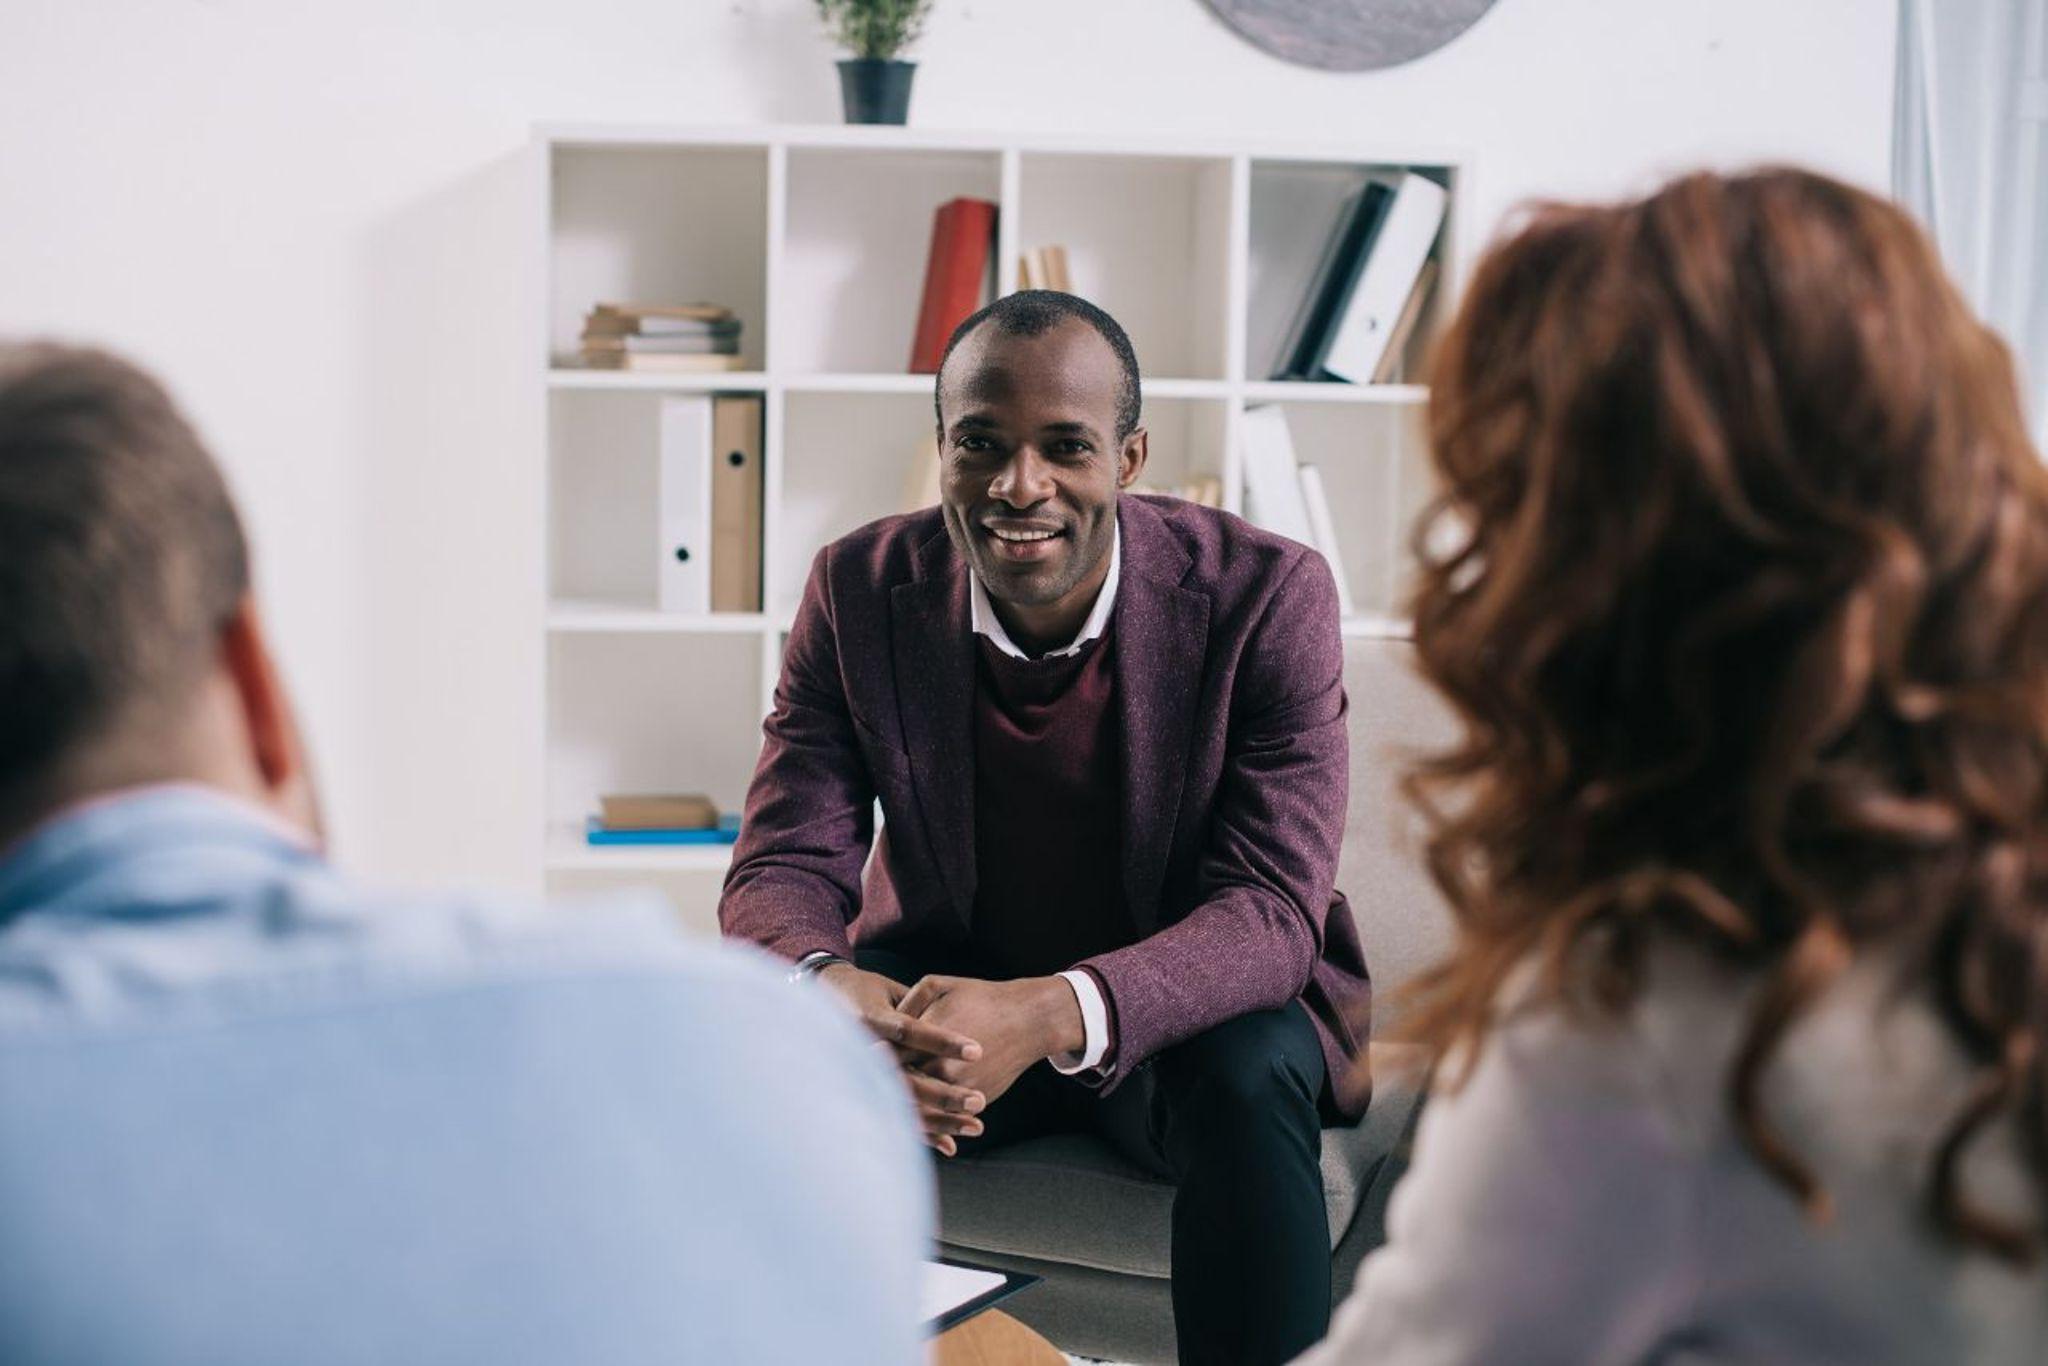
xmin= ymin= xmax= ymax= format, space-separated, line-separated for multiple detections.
xmin=1018 ymin=245 xmax=1073 ymax=292
xmin=1270 ymin=172 xmax=1445 ymax=385
xmin=578 ymin=303 xmax=747 ymax=373
xmin=1240 ymin=406 xmax=1358 ymax=618
xmin=584 ymin=793 xmax=741 ymax=847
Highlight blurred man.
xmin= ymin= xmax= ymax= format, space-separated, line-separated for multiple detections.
xmin=0 ymin=343 xmax=930 ymax=1366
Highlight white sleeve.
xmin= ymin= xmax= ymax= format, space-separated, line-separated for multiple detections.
xmin=793 ymin=950 xmax=845 ymax=976
xmin=1049 ymin=969 xmax=1109 ymax=1074
xmin=1295 ymin=1011 xmax=1699 ymax=1366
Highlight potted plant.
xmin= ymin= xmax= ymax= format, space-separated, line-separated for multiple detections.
xmin=816 ymin=0 xmax=933 ymax=125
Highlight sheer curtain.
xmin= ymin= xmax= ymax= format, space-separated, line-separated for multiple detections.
xmin=1895 ymin=0 xmax=2048 ymax=444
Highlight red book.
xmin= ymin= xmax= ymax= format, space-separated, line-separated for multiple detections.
xmin=908 ymin=197 xmax=998 ymax=373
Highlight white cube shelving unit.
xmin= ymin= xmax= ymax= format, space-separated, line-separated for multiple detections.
xmin=535 ymin=124 xmax=1470 ymax=922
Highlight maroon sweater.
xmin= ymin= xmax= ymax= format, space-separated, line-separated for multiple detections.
xmin=970 ymin=629 xmax=1136 ymax=1016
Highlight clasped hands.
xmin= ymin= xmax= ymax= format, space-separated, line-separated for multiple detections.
xmin=817 ymin=964 xmax=1086 ymax=1156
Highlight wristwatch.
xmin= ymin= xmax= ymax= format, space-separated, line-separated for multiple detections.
xmin=788 ymin=951 xmax=851 ymax=984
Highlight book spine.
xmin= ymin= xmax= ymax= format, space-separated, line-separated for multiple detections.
xmin=1239 ymin=406 xmax=1315 ymax=545
xmin=1297 ymin=464 xmax=1358 ymax=618
xmin=1321 ymin=175 xmax=1447 ymax=384
xmin=585 ymin=815 xmax=741 ymax=845
xmin=600 ymin=805 xmax=718 ymax=831
xmin=1370 ymin=258 xmax=1440 ymax=384
xmin=1272 ymin=184 xmax=1394 ymax=381
xmin=901 ymin=431 xmax=942 ymax=514
xmin=620 ymin=354 xmax=749 ymax=372
xmin=622 ymin=335 xmax=742 ymax=354
xmin=710 ymin=396 xmax=765 ymax=612
xmin=657 ymin=396 xmax=714 ymax=614
xmin=909 ymin=198 xmax=998 ymax=373
xmin=584 ymin=828 xmax=740 ymax=846
xmin=1044 ymin=244 xmax=1072 ymax=293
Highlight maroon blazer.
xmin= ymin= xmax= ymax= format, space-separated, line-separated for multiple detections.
xmin=720 ymin=493 xmax=1373 ymax=1116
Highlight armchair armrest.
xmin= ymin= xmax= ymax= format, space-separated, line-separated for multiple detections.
xmin=1332 ymin=1042 xmax=1430 ymax=1287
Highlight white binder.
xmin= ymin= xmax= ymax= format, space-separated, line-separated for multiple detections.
xmin=1240 ymin=405 xmax=1314 ymax=546
xmin=1297 ymin=463 xmax=1358 ymax=618
xmin=1320 ymin=173 xmax=1447 ymax=384
xmin=658 ymin=396 xmax=714 ymax=614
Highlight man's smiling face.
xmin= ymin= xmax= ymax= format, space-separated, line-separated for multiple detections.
xmin=935 ymin=317 xmax=1146 ymax=614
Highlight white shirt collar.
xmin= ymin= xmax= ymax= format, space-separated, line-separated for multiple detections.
xmin=970 ymin=520 xmax=1121 ymax=661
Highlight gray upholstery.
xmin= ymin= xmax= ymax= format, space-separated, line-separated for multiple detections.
xmin=935 ymin=638 xmax=1457 ymax=1361
xmin=937 ymin=1046 xmax=1427 ymax=1364
xmin=950 ymin=1215 xmax=1396 ymax=1366
xmin=938 ymin=1044 xmax=1426 ymax=1280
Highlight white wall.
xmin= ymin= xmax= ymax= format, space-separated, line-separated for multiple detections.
xmin=0 ymin=0 xmax=1896 ymax=889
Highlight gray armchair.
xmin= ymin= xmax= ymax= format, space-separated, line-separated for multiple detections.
xmin=935 ymin=637 xmax=1455 ymax=1363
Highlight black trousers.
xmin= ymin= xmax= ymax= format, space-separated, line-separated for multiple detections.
xmin=861 ymin=948 xmax=1333 ymax=1366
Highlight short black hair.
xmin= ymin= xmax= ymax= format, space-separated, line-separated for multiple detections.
xmin=0 ymin=343 xmax=250 ymax=788
xmin=934 ymin=290 xmax=1143 ymax=441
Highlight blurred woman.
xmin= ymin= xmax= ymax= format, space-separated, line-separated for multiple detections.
xmin=1301 ymin=169 xmax=2048 ymax=1364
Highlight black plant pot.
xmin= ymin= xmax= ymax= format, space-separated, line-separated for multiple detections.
xmin=837 ymin=58 xmax=916 ymax=125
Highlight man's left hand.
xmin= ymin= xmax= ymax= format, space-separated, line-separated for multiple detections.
xmin=897 ymin=974 xmax=1086 ymax=1114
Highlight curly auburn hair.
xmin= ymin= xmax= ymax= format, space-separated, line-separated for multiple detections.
xmin=1404 ymin=167 xmax=2048 ymax=1262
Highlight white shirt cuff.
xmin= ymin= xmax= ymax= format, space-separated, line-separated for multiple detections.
xmin=790 ymin=950 xmax=848 ymax=982
xmin=1050 ymin=969 xmax=1110 ymax=1074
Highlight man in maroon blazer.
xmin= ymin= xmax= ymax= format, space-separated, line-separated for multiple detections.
xmin=720 ymin=291 xmax=1370 ymax=1365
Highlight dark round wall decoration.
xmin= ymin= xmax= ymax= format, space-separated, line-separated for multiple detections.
xmin=1202 ymin=0 xmax=1501 ymax=72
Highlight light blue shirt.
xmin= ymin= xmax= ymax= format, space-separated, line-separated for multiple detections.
xmin=0 ymin=786 xmax=930 ymax=1366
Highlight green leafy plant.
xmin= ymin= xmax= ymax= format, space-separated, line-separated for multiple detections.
xmin=815 ymin=0 xmax=934 ymax=60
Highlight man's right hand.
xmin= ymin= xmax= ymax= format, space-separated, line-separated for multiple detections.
xmin=817 ymin=963 xmax=988 ymax=1155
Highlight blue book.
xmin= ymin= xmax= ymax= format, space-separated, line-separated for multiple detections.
xmin=584 ymin=814 xmax=740 ymax=846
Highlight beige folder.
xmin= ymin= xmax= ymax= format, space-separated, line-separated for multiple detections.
xmin=709 ymin=395 xmax=764 ymax=612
